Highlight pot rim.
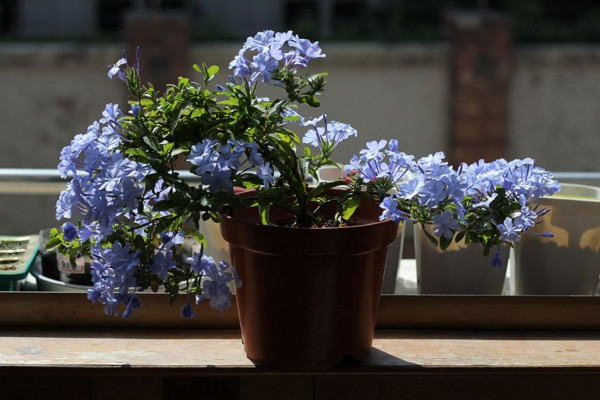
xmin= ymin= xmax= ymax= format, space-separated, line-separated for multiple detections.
xmin=541 ymin=182 xmax=600 ymax=204
xmin=222 ymin=186 xmax=397 ymax=231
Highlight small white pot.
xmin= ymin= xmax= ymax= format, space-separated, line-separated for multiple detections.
xmin=414 ymin=224 xmax=509 ymax=294
xmin=513 ymin=183 xmax=600 ymax=295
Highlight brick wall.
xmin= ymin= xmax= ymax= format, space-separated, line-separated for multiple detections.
xmin=445 ymin=10 xmax=511 ymax=165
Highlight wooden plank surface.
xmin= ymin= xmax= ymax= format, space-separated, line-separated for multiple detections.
xmin=1 ymin=329 xmax=599 ymax=371
xmin=3 ymin=292 xmax=600 ymax=330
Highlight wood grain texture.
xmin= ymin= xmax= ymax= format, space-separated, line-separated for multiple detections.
xmin=1 ymin=329 xmax=599 ymax=371
xmin=3 ymin=292 xmax=600 ymax=330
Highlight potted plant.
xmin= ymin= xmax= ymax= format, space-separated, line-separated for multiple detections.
xmin=369 ymin=154 xmax=560 ymax=294
xmin=48 ymin=31 xmax=403 ymax=369
xmin=48 ymin=30 xmax=560 ymax=369
xmin=514 ymin=182 xmax=600 ymax=295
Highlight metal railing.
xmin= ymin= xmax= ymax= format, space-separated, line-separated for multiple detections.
xmin=0 ymin=168 xmax=202 ymax=195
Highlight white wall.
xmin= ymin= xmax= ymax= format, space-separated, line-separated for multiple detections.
xmin=509 ymin=45 xmax=600 ymax=171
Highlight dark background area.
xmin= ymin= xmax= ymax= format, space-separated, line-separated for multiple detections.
xmin=2 ymin=0 xmax=600 ymax=43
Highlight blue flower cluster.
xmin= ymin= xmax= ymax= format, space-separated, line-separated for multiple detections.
xmin=229 ymin=30 xmax=325 ymax=84
xmin=53 ymin=30 xmax=336 ymax=319
xmin=187 ymin=138 xmax=274 ymax=191
xmin=301 ymin=115 xmax=357 ymax=155
xmin=347 ymin=147 xmax=560 ymax=265
xmin=185 ymin=251 xmax=242 ymax=315
xmin=56 ymin=103 xmax=149 ymax=239
xmin=55 ymin=100 xmax=241 ymax=316
xmin=346 ymin=139 xmax=415 ymax=197
xmin=53 ymin=28 xmax=559 ymax=319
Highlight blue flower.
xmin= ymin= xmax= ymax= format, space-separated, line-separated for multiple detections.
xmin=398 ymin=178 xmax=422 ymax=200
xmin=491 ymin=248 xmax=503 ymax=268
xmin=302 ymin=126 xmax=326 ymax=148
xmin=257 ymin=162 xmax=275 ymax=188
xmin=228 ymin=50 xmax=251 ymax=78
xmin=420 ymin=180 xmax=447 ymax=208
xmin=122 ymin=294 xmax=142 ymax=319
xmin=107 ymin=56 xmax=127 ymax=81
xmin=202 ymin=162 xmax=233 ymax=193
xmin=250 ymin=51 xmax=279 ymax=83
xmin=473 ymin=192 xmax=498 ymax=209
xmin=87 ymin=243 xmax=140 ymax=317
xmin=187 ymin=139 xmax=219 ymax=173
xmin=302 ymin=116 xmax=357 ymax=151
xmin=379 ymin=195 xmax=405 ymax=223
xmin=181 ymin=299 xmax=196 ymax=319
xmin=100 ymin=103 xmax=122 ymax=125
xmin=497 ymin=217 xmax=523 ymax=242
xmin=161 ymin=230 xmax=185 ymax=249
xmin=186 ymin=251 xmax=216 ymax=275
xmin=62 ymin=222 xmax=78 ymax=242
xmin=230 ymin=30 xmax=326 ymax=83
xmin=432 ymin=211 xmax=459 ymax=239
xmin=246 ymin=142 xmax=264 ymax=167
xmin=198 ymin=261 xmax=236 ymax=313
xmin=418 ymin=152 xmax=446 ymax=172
xmin=149 ymin=250 xmax=177 ymax=280
xmin=360 ymin=140 xmax=387 ymax=161
xmin=130 ymin=104 xmax=141 ymax=116
xmin=513 ymin=206 xmax=537 ymax=229
xmin=243 ymin=30 xmax=275 ymax=51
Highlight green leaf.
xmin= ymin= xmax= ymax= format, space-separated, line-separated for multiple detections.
xmin=342 ymin=194 xmax=362 ymax=220
xmin=439 ymin=234 xmax=453 ymax=250
xmin=140 ymin=98 xmax=154 ymax=107
xmin=207 ymin=65 xmax=220 ymax=77
xmin=171 ymin=147 xmax=187 ymax=157
xmin=45 ymin=236 xmax=63 ymax=251
xmin=162 ymin=142 xmax=175 ymax=156
xmin=283 ymin=115 xmax=301 ymax=123
xmin=306 ymin=96 xmax=320 ymax=107
xmin=259 ymin=204 xmax=270 ymax=225
xmin=143 ymin=136 xmax=160 ymax=152
xmin=308 ymin=181 xmax=346 ymax=200
xmin=184 ymin=228 xmax=206 ymax=246
xmin=193 ymin=64 xmax=202 ymax=73
xmin=455 ymin=230 xmax=466 ymax=243
xmin=218 ymin=98 xmax=238 ymax=106
xmin=308 ymin=72 xmax=328 ymax=81
xmin=178 ymin=77 xmax=190 ymax=89
xmin=153 ymin=200 xmax=174 ymax=212
xmin=133 ymin=234 xmax=146 ymax=250
xmin=125 ymin=148 xmax=149 ymax=159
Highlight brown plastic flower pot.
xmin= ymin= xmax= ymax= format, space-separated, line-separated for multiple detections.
xmin=219 ymin=200 xmax=397 ymax=370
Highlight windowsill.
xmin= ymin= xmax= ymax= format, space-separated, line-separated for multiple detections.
xmin=2 ymin=293 xmax=600 ymax=399
xmin=1 ymin=328 xmax=599 ymax=372
xmin=2 ymin=292 xmax=600 ymax=331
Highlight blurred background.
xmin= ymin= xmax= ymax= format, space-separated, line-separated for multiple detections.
xmin=1 ymin=0 xmax=600 ymax=234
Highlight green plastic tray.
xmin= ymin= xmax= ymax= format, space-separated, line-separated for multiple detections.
xmin=0 ymin=235 xmax=39 ymax=291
